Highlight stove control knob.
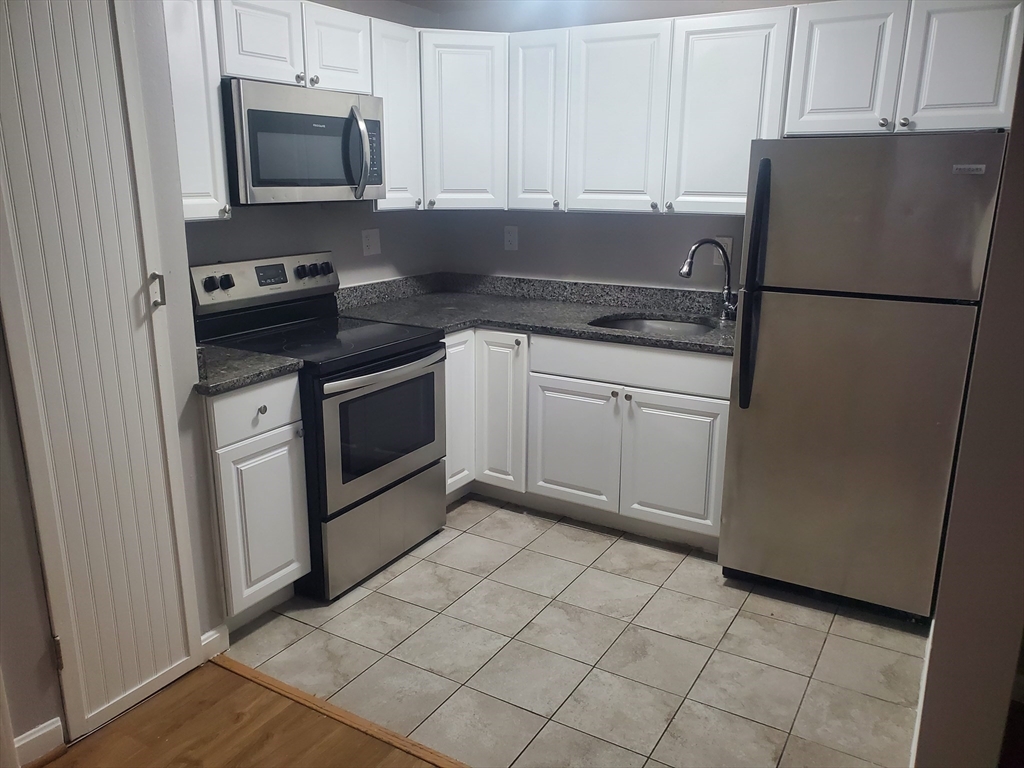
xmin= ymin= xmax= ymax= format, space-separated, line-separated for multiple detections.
xmin=219 ymin=274 xmax=235 ymax=290
xmin=202 ymin=275 xmax=218 ymax=292
xmin=295 ymin=264 xmax=308 ymax=279
xmin=320 ymin=261 xmax=334 ymax=275
xmin=308 ymin=263 xmax=321 ymax=277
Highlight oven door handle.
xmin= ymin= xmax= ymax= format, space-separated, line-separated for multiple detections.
xmin=322 ymin=348 xmax=445 ymax=396
xmin=351 ymin=105 xmax=371 ymax=200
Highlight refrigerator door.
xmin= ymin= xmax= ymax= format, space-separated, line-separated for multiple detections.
xmin=741 ymin=133 xmax=1005 ymax=300
xmin=720 ymin=290 xmax=975 ymax=615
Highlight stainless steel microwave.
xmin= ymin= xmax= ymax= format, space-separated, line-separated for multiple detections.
xmin=223 ymin=78 xmax=384 ymax=205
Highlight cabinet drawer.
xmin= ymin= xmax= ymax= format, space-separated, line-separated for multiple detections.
xmin=207 ymin=374 xmax=301 ymax=448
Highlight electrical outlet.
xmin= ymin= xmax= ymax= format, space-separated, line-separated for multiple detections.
xmin=504 ymin=225 xmax=518 ymax=251
xmin=362 ymin=228 xmax=381 ymax=257
xmin=714 ymin=236 xmax=733 ymax=266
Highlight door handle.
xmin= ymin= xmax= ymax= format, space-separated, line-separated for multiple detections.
xmin=149 ymin=272 xmax=166 ymax=308
xmin=351 ymin=105 xmax=371 ymax=200
xmin=323 ymin=348 xmax=445 ymax=396
xmin=737 ymin=157 xmax=771 ymax=410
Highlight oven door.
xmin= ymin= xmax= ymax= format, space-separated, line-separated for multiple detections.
xmin=227 ymin=78 xmax=384 ymax=204
xmin=321 ymin=346 xmax=445 ymax=514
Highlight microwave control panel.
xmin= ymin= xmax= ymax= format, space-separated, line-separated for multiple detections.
xmin=366 ymin=120 xmax=383 ymax=186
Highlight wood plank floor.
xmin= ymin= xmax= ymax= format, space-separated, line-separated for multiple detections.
xmin=47 ymin=661 xmax=462 ymax=768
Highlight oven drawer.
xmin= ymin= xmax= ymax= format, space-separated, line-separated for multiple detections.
xmin=207 ymin=374 xmax=301 ymax=448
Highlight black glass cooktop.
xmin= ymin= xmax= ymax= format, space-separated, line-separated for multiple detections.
xmin=217 ymin=316 xmax=442 ymax=376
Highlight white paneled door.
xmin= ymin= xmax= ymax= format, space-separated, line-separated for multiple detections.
xmin=895 ymin=0 xmax=1024 ymax=131
xmin=566 ymin=19 xmax=672 ymax=212
xmin=217 ymin=0 xmax=305 ymax=85
xmin=0 ymin=0 xmax=200 ymax=739
xmin=444 ymin=331 xmax=476 ymax=493
xmin=785 ymin=0 xmax=910 ymax=135
xmin=302 ymin=2 xmax=372 ymax=94
xmin=421 ymin=30 xmax=508 ymax=209
xmin=475 ymin=331 xmax=528 ymax=492
xmin=664 ymin=8 xmax=792 ymax=214
xmin=372 ymin=19 xmax=424 ymax=211
xmin=508 ymin=29 xmax=569 ymax=211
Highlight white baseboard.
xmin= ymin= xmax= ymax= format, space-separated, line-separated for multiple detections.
xmin=14 ymin=717 xmax=64 ymax=766
xmin=201 ymin=625 xmax=230 ymax=660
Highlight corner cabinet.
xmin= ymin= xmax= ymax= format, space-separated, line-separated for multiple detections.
xmin=420 ymin=31 xmax=509 ymax=210
xmin=444 ymin=330 xmax=476 ymax=493
xmin=372 ymin=19 xmax=424 ymax=211
xmin=475 ymin=330 xmax=528 ymax=492
xmin=163 ymin=0 xmax=230 ymax=221
xmin=663 ymin=8 xmax=791 ymax=214
xmin=508 ymin=28 xmax=569 ymax=211
xmin=565 ymin=19 xmax=672 ymax=212
xmin=205 ymin=375 xmax=310 ymax=616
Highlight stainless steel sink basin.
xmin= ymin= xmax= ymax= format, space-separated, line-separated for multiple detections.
xmin=589 ymin=316 xmax=715 ymax=337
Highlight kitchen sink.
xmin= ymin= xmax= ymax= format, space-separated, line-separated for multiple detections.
xmin=588 ymin=315 xmax=715 ymax=337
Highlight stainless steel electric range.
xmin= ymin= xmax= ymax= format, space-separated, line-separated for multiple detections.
xmin=192 ymin=253 xmax=446 ymax=600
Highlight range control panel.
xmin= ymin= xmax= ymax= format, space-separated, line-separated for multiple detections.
xmin=191 ymin=252 xmax=339 ymax=315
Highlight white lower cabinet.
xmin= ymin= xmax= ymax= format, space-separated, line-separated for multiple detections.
xmin=444 ymin=330 xmax=476 ymax=493
xmin=619 ymin=387 xmax=728 ymax=536
xmin=214 ymin=421 xmax=310 ymax=615
xmin=475 ymin=330 xmax=528 ymax=491
xmin=528 ymin=373 xmax=622 ymax=512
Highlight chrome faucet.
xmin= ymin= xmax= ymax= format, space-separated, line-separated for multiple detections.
xmin=680 ymin=238 xmax=737 ymax=321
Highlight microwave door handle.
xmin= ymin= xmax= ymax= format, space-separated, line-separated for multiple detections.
xmin=351 ymin=105 xmax=371 ymax=199
xmin=323 ymin=348 xmax=445 ymax=396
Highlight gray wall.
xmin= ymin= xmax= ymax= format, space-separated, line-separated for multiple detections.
xmin=317 ymin=0 xmax=439 ymax=27
xmin=0 ymin=323 xmax=63 ymax=737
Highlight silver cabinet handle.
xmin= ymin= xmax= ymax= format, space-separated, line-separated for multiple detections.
xmin=323 ymin=348 xmax=445 ymax=396
xmin=514 ymin=338 xmax=522 ymax=347
xmin=650 ymin=202 xmax=658 ymax=211
xmin=309 ymin=74 xmax=320 ymax=86
xmin=624 ymin=393 xmax=632 ymax=401
xmin=258 ymin=404 xmax=268 ymax=415
xmin=611 ymin=390 xmax=619 ymax=398
xmin=553 ymin=200 xmax=559 ymax=209
xmin=415 ymin=198 xmax=422 ymax=207
xmin=899 ymin=117 xmax=911 ymax=127
xmin=428 ymin=199 xmax=436 ymax=208
xmin=666 ymin=201 xmax=674 ymax=210
xmin=296 ymin=72 xmax=306 ymax=84
xmin=219 ymin=203 xmax=231 ymax=218
xmin=150 ymin=272 xmax=166 ymax=308
xmin=350 ymin=105 xmax=371 ymax=199
xmin=878 ymin=117 xmax=889 ymax=127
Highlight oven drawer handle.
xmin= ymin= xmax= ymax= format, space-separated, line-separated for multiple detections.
xmin=322 ymin=348 xmax=445 ymax=396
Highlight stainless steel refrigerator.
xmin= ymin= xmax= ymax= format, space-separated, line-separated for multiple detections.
xmin=719 ymin=133 xmax=1007 ymax=617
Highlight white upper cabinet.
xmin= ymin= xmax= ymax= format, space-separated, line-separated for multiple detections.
xmin=785 ymin=0 xmax=910 ymax=135
xmin=163 ymin=0 xmax=230 ymax=221
xmin=444 ymin=331 xmax=476 ymax=494
xmin=566 ymin=19 xmax=672 ymax=212
xmin=664 ymin=8 xmax=792 ymax=214
xmin=508 ymin=29 xmax=569 ymax=211
xmin=421 ymin=30 xmax=509 ymax=209
xmin=895 ymin=0 xmax=1024 ymax=131
xmin=217 ymin=0 xmax=305 ymax=85
xmin=372 ymin=19 xmax=424 ymax=210
xmin=475 ymin=330 xmax=528 ymax=492
xmin=302 ymin=2 xmax=372 ymax=93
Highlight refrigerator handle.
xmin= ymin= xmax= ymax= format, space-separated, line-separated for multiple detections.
xmin=738 ymin=158 xmax=770 ymax=409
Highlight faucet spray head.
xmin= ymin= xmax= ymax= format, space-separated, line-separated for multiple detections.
xmin=679 ymin=257 xmax=694 ymax=278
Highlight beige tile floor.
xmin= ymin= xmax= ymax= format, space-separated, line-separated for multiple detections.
xmin=226 ymin=496 xmax=929 ymax=768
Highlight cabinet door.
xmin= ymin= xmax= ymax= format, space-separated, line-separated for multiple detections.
xmin=508 ymin=29 xmax=569 ymax=211
xmin=475 ymin=330 xmax=528 ymax=491
xmin=217 ymin=0 xmax=305 ymax=85
xmin=619 ymin=388 xmax=728 ymax=536
xmin=301 ymin=2 xmax=372 ymax=94
xmin=895 ymin=0 xmax=1024 ymax=131
xmin=421 ymin=31 xmax=508 ymax=209
xmin=785 ymin=0 xmax=910 ymax=135
xmin=163 ymin=0 xmax=230 ymax=221
xmin=372 ymin=19 xmax=424 ymax=211
xmin=528 ymin=373 xmax=622 ymax=512
xmin=664 ymin=8 xmax=792 ymax=215
xmin=566 ymin=19 xmax=672 ymax=212
xmin=215 ymin=422 xmax=310 ymax=616
xmin=444 ymin=330 xmax=476 ymax=493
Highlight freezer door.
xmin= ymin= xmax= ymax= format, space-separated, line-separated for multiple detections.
xmin=720 ymin=291 xmax=976 ymax=615
xmin=740 ymin=133 xmax=1005 ymax=300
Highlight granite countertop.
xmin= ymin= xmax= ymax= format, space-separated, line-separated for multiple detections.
xmin=195 ymin=345 xmax=303 ymax=397
xmin=342 ymin=292 xmax=735 ymax=356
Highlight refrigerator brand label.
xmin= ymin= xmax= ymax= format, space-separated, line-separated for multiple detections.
xmin=952 ymin=164 xmax=986 ymax=175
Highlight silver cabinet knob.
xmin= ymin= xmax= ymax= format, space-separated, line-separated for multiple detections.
xmin=899 ymin=117 xmax=911 ymax=127
xmin=611 ymin=390 xmax=619 ymax=398
xmin=878 ymin=117 xmax=889 ymax=127
xmin=427 ymin=199 xmax=436 ymax=208
xmin=650 ymin=202 xmax=658 ymax=211
xmin=258 ymin=404 xmax=268 ymax=415
xmin=666 ymin=201 xmax=674 ymax=210
xmin=295 ymin=72 xmax=306 ymax=84
xmin=553 ymin=200 xmax=559 ymax=208
xmin=624 ymin=393 xmax=632 ymax=401
xmin=514 ymin=338 xmax=522 ymax=347
xmin=219 ymin=204 xmax=231 ymax=219
xmin=415 ymin=198 xmax=422 ymax=207
xmin=309 ymin=74 xmax=320 ymax=86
